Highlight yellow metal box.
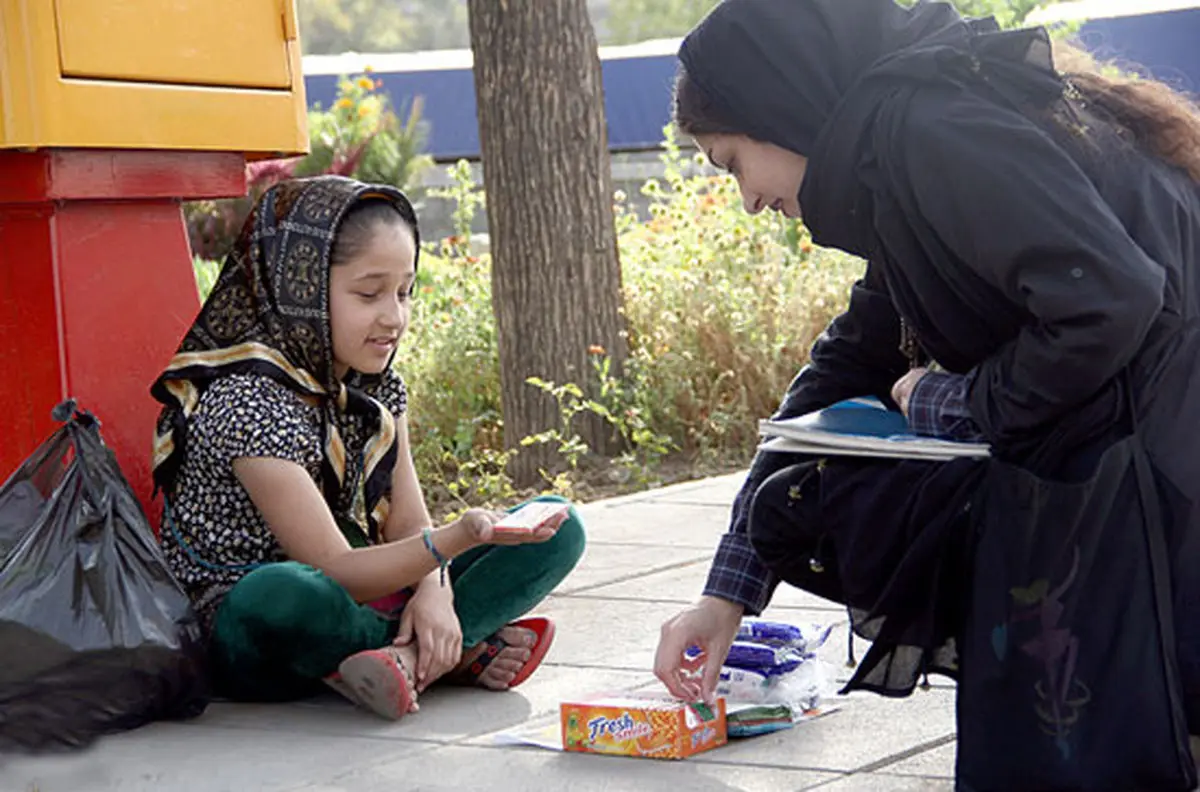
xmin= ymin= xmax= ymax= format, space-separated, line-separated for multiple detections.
xmin=0 ymin=0 xmax=308 ymax=156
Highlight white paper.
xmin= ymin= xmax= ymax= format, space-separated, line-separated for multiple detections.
xmin=759 ymin=435 xmax=988 ymax=461
xmin=491 ymin=713 xmax=564 ymax=751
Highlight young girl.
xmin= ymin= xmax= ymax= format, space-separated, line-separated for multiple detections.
xmin=151 ymin=176 xmax=585 ymax=720
xmin=654 ymin=0 xmax=1200 ymax=785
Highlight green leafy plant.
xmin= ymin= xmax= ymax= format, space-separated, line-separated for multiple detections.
xmin=614 ymin=126 xmax=862 ymax=463
xmin=295 ymin=71 xmax=432 ymax=189
xmin=519 ymin=377 xmax=594 ymax=494
xmin=520 ymin=352 xmax=679 ymax=494
xmin=184 ymin=71 xmax=432 ymax=262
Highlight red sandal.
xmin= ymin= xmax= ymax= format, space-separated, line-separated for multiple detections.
xmin=457 ymin=616 xmax=556 ymax=690
xmin=329 ymin=646 xmax=416 ymax=720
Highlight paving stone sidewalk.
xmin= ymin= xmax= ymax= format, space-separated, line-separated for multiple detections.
xmin=4 ymin=473 xmax=957 ymax=792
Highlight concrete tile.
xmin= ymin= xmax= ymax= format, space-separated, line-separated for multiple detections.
xmin=553 ymin=542 xmax=715 ymax=595
xmin=563 ymin=557 xmax=716 ymax=603
xmin=536 ymin=596 xmax=689 ymax=671
xmin=646 ymin=472 xmax=747 ymax=506
xmin=809 ymin=773 xmax=954 ymax=790
xmin=571 ymin=560 xmax=845 ymax=613
xmin=190 ymin=665 xmax=651 ymax=744
xmin=281 ymin=742 xmax=840 ymax=792
xmin=577 ymin=472 xmax=747 ymax=510
xmin=3 ymin=722 xmax=434 ymax=792
xmin=690 ymin=690 xmax=956 ymax=774
xmin=887 ymin=741 xmax=956 ymax=778
xmin=574 ymin=500 xmax=731 ymax=549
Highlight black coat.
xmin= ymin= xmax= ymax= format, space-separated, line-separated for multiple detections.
xmin=729 ymin=78 xmax=1200 ymax=710
xmin=683 ymin=0 xmax=1200 ymax=770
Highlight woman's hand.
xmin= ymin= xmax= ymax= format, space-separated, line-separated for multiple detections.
xmin=654 ymin=596 xmax=744 ymax=705
xmin=891 ymin=367 xmax=929 ymax=418
xmin=393 ymin=577 xmax=462 ymax=692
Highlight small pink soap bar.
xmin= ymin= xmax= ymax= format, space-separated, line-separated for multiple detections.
xmin=493 ymin=501 xmax=571 ymax=535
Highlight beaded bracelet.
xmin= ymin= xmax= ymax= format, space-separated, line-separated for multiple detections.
xmin=422 ymin=527 xmax=450 ymax=586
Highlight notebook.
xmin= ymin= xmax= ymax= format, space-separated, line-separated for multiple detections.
xmin=758 ymin=397 xmax=991 ymax=461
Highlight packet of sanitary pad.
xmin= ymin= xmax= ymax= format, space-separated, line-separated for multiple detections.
xmin=735 ymin=619 xmax=835 ymax=655
xmin=724 ymin=642 xmax=805 ymax=677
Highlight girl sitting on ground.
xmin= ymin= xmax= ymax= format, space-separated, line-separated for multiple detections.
xmin=151 ymin=175 xmax=585 ymax=720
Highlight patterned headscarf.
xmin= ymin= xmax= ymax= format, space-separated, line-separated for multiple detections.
xmin=151 ymin=176 xmax=420 ymax=543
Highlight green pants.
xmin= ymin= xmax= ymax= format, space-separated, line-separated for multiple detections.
xmin=208 ymin=496 xmax=585 ymax=701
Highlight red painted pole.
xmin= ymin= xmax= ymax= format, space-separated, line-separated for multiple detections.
xmin=0 ymin=149 xmax=246 ymax=530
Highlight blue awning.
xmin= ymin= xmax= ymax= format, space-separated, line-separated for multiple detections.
xmin=302 ymin=9 xmax=1200 ymax=163
xmin=302 ymin=41 xmax=681 ymax=162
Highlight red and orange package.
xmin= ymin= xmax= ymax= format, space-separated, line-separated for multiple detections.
xmin=560 ymin=693 xmax=727 ymax=760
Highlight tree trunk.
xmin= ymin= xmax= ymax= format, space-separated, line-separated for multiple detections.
xmin=467 ymin=0 xmax=628 ymax=488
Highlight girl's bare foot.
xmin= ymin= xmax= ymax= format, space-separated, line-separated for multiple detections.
xmin=453 ymin=625 xmax=536 ymax=690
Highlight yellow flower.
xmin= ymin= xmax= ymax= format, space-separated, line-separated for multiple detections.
xmin=357 ymin=104 xmax=371 ymax=118
xmin=335 ymin=97 xmax=354 ymax=110
xmin=356 ymin=76 xmax=374 ymax=91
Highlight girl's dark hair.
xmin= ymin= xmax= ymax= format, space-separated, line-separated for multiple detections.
xmin=331 ymin=198 xmax=421 ymax=268
xmin=672 ymin=67 xmax=745 ymax=137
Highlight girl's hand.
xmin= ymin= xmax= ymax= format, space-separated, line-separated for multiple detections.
xmin=393 ymin=579 xmax=462 ymax=692
xmin=891 ymin=367 xmax=929 ymax=418
xmin=454 ymin=508 xmax=565 ymax=546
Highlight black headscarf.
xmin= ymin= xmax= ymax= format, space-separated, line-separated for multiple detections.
xmin=678 ymin=0 xmax=1065 ymax=257
xmin=151 ymin=176 xmax=419 ymax=544
xmin=679 ymin=0 xmax=964 ymax=158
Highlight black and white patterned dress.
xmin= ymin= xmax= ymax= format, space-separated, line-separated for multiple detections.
xmin=161 ymin=372 xmax=408 ymax=632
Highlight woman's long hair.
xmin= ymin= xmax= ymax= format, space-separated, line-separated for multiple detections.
xmin=1053 ymin=40 xmax=1200 ymax=182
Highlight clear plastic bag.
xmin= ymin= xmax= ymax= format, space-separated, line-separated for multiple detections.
xmin=717 ymin=620 xmax=833 ymax=711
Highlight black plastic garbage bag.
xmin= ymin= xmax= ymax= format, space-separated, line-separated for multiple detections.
xmin=0 ymin=401 xmax=209 ymax=752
